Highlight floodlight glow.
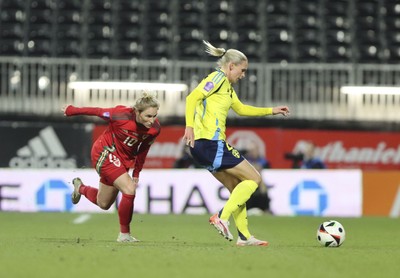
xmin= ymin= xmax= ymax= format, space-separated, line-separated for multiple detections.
xmin=68 ymin=81 xmax=188 ymax=91
xmin=340 ymin=86 xmax=400 ymax=95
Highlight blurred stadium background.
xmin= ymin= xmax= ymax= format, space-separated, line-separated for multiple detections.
xmin=0 ymin=0 xmax=399 ymax=218
xmin=1 ymin=0 xmax=400 ymax=122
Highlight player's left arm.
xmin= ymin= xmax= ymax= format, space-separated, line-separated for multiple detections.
xmin=132 ymin=134 xmax=159 ymax=178
xmin=231 ymin=91 xmax=290 ymax=117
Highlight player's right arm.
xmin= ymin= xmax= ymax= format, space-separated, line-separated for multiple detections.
xmin=184 ymin=88 xmax=203 ymax=147
xmin=62 ymin=105 xmax=113 ymax=121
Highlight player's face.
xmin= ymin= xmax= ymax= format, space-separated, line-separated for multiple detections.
xmin=136 ymin=107 xmax=158 ymax=128
xmin=228 ymin=60 xmax=248 ymax=84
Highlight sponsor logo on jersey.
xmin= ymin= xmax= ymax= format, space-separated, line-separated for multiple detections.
xmin=109 ymin=154 xmax=121 ymax=167
xmin=203 ymin=81 xmax=214 ymax=92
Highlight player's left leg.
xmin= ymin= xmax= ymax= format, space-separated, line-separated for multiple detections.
xmin=216 ymin=159 xmax=260 ymax=220
xmin=112 ymin=173 xmax=139 ymax=242
xmin=213 ymin=161 xmax=269 ymax=246
xmin=212 ymin=171 xmax=252 ymax=240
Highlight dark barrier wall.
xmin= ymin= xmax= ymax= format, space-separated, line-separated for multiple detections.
xmin=0 ymin=122 xmax=93 ymax=168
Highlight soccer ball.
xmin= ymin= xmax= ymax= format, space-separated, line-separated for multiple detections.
xmin=316 ymin=220 xmax=346 ymax=247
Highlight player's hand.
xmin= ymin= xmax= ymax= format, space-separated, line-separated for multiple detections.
xmin=183 ymin=126 xmax=195 ymax=148
xmin=62 ymin=105 xmax=71 ymax=116
xmin=272 ymin=106 xmax=290 ymax=117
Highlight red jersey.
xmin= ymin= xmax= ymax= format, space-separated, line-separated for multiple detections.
xmin=65 ymin=105 xmax=160 ymax=177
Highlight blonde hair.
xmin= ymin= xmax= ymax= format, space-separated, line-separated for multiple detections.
xmin=203 ymin=40 xmax=247 ymax=67
xmin=134 ymin=91 xmax=160 ymax=112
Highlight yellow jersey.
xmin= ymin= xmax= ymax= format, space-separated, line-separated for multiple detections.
xmin=186 ymin=69 xmax=273 ymax=141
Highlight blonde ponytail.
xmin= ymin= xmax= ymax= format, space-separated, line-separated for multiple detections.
xmin=203 ymin=40 xmax=247 ymax=67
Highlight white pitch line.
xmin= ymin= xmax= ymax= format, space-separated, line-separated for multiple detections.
xmin=390 ymin=185 xmax=400 ymax=218
xmin=73 ymin=214 xmax=91 ymax=224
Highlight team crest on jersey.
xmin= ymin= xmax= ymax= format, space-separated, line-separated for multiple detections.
xmin=108 ymin=154 xmax=121 ymax=167
xmin=232 ymin=149 xmax=240 ymax=158
xmin=204 ymin=81 xmax=214 ymax=92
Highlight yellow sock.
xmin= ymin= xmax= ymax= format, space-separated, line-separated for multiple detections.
xmin=233 ymin=204 xmax=251 ymax=239
xmin=220 ymin=180 xmax=258 ymax=220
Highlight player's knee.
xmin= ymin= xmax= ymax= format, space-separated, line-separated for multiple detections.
xmin=120 ymin=182 xmax=137 ymax=195
xmin=253 ymin=173 xmax=262 ymax=187
xmin=120 ymin=187 xmax=135 ymax=195
xmin=97 ymin=200 xmax=112 ymax=210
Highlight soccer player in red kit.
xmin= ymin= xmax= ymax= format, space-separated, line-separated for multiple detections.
xmin=62 ymin=93 xmax=160 ymax=242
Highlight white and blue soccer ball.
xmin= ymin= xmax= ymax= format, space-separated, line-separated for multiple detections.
xmin=316 ymin=220 xmax=346 ymax=247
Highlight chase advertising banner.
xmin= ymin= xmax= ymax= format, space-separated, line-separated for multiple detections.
xmin=0 ymin=169 xmax=362 ymax=217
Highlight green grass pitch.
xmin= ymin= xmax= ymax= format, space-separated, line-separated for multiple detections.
xmin=0 ymin=213 xmax=399 ymax=278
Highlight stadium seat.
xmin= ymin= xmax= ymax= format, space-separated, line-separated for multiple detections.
xmin=236 ymin=14 xmax=259 ymax=29
xmin=297 ymin=44 xmax=322 ymax=62
xmin=266 ymin=14 xmax=290 ymax=29
xmin=237 ymin=41 xmax=262 ymax=60
xmin=265 ymin=0 xmax=290 ymax=15
xmin=118 ymin=10 xmax=141 ymax=25
xmin=296 ymin=0 xmax=319 ymax=16
xmin=356 ymin=15 xmax=379 ymax=31
xmin=296 ymin=15 xmax=319 ymax=29
xmin=116 ymin=25 xmax=141 ymax=40
xmin=86 ymin=39 xmax=112 ymax=58
xmin=0 ymin=23 xmax=24 ymax=39
xmin=87 ymin=24 xmax=113 ymax=41
xmin=56 ymin=23 xmax=81 ymax=40
xmin=178 ymin=41 xmax=204 ymax=60
xmin=146 ymin=0 xmax=170 ymax=12
xmin=86 ymin=11 xmax=112 ymax=25
xmin=325 ymin=44 xmax=352 ymax=63
xmin=28 ymin=24 xmax=53 ymax=40
xmin=118 ymin=0 xmax=143 ymax=12
xmin=143 ymin=40 xmax=170 ymax=59
xmin=178 ymin=11 xmax=203 ymax=28
xmin=88 ymin=0 xmax=112 ymax=12
xmin=325 ymin=15 xmax=350 ymax=31
xmin=267 ymin=42 xmax=293 ymax=62
xmin=115 ymin=40 xmax=142 ymax=59
xmin=26 ymin=39 xmax=52 ymax=56
xmin=357 ymin=1 xmax=378 ymax=16
xmin=296 ymin=28 xmax=320 ymax=44
xmin=29 ymin=9 xmax=53 ymax=24
xmin=179 ymin=27 xmax=204 ymax=41
xmin=56 ymin=0 xmax=82 ymax=10
xmin=0 ymin=0 xmax=26 ymax=9
xmin=387 ymin=45 xmax=400 ymax=63
xmin=324 ymin=0 xmax=349 ymax=16
xmin=55 ymin=39 xmax=81 ymax=57
xmin=0 ymin=38 xmax=24 ymax=55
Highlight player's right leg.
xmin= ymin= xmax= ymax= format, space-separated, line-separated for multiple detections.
xmin=71 ymin=177 xmax=99 ymax=205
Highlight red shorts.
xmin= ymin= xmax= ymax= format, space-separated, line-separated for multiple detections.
xmin=91 ymin=140 xmax=129 ymax=186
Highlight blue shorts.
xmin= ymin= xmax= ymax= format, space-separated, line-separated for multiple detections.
xmin=190 ymin=139 xmax=244 ymax=172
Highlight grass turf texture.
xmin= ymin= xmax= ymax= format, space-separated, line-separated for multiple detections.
xmin=1 ymin=213 xmax=399 ymax=278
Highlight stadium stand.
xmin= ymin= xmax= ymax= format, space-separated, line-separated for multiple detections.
xmin=0 ymin=0 xmax=398 ymax=63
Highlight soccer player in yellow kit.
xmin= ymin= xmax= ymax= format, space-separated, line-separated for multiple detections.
xmin=183 ymin=41 xmax=290 ymax=246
